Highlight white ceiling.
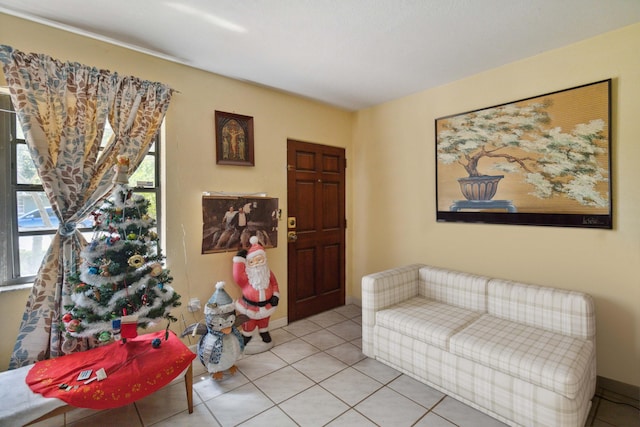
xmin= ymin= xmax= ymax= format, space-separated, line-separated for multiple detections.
xmin=1 ymin=0 xmax=640 ymax=111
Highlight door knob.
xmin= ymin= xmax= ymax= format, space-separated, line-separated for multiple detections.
xmin=287 ymin=231 xmax=298 ymax=242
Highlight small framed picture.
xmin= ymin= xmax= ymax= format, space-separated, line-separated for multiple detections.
xmin=215 ymin=111 xmax=255 ymax=166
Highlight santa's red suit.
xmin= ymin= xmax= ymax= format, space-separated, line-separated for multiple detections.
xmin=232 ymin=236 xmax=280 ymax=345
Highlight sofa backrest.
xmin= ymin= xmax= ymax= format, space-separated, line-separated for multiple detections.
xmin=419 ymin=266 xmax=489 ymax=312
xmin=488 ymin=279 xmax=596 ymax=341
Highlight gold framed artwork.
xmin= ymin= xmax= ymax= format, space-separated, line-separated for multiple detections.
xmin=435 ymin=79 xmax=612 ymax=229
xmin=215 ymin=111 xmax=255 ymax=166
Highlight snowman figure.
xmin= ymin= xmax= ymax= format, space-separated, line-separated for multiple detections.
xmin=181 ymin=281 xmax=246 ymax=380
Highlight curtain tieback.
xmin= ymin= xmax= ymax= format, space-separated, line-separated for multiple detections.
xmin=59 ymin=221 xmax=77 ymax=237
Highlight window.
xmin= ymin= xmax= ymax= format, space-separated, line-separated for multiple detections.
xmin=0 ymin=92 xmax=162 ymax=287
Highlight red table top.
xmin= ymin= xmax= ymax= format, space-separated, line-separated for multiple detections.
xmin=26 ymin=331 xmax=195 ymax=410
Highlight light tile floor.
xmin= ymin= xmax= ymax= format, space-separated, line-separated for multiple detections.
xmin=30 ymin=304 xmax=639 ymax=427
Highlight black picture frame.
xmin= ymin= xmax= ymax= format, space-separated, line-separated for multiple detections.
xmin=435 ymin=79 xmax=612 ymax=229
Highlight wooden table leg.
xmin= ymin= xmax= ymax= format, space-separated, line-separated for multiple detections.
xmin=184 ymin=363 xmax=193 ymax=414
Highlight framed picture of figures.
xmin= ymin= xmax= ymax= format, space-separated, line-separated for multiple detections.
xmin=215 ymin=111 xmax=255 ymax=166
xmin=202 ymin=195 xmax=279 ymax=254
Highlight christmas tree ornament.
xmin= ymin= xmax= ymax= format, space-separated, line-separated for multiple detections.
xmin=98 ymin=331 xmax=112 ymax=343
xmin=128 ymin=254 xmax=145 ymax=268
xmin=99 ymin=259 xmax=112 ymax=276
xmin=63 ymin=175 xmax=181 ymax=348
xmin=181 ymin=282 xmax=246 ymax=380
xmin=61 ymin=337 xmax=78 ymax=354
xmin=112 ymin=319 xmax=122 ymax=341
xmin=112 ymin=155 xmax=130 ymax=185
xmin=149 ymin=263 xmax=163 ymax=277
xmin=66 ymin=319 xmax=80 ymax=332
xmin=121 ymin=314 xmax=139 ymax=341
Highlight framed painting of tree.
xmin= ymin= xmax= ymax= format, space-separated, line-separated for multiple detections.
xmin=435 ymin=79 xmax=612 ymax=228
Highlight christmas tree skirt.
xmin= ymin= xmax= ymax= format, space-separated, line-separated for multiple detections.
xmin=26 ymin=331 xmax=195 ymax=410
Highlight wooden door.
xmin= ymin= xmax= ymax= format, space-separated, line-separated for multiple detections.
xmin=287 ymin=140 xmax=346 ymax=322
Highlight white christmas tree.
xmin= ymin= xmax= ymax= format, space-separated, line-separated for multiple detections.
xmin=63 ymin=180 xmax=180 ymax=344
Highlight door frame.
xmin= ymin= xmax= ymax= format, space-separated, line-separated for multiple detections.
xmin=286 ymin=139 xmax=346 ymax=322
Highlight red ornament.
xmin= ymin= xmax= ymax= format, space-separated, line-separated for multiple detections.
xmin=62 ymin=313 xmax=73 ymax=323
xmin=67 ymin=319 xmax=80 ymax=332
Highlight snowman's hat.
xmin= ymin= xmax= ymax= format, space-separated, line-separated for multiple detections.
xmin=205 ymin=281 xmax=235 ymax=315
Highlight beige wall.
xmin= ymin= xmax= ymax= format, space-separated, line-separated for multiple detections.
xmin=0 ymin=13 xmax=354 ymax=370
xmin=1 ymin=12 xmax=638 ymax=388
xmin=352 ymin=23 xmax=640 ymax=387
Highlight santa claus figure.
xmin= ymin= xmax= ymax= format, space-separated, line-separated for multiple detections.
xmin=233 ymin=235 xmax=280 ymax=353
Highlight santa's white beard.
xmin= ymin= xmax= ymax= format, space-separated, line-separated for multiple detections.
xmin=246 ymin=263 xmax=270 ymax=290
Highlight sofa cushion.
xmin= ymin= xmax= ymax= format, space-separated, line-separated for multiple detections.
xmin=419 ymin=266 xmax=489 ymax=312
xmin=488 ymin=279 xmax=595 ymax=341
xmin=449 ymin=314 xmax=594 ymax=399
xmin=376 ymin=296 xmax=481 ymax=351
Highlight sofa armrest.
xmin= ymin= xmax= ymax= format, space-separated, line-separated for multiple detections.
xmin=361 ymin=264 xmax=424 ymax=357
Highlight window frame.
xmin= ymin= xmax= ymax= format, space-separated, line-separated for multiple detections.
xmin=0 ymin=94 xmax=14 ymax=286
xmin=0 ymin=93 xmax=162 ymax=288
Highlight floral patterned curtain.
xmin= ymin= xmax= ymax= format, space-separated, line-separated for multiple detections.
xmin=0 ymin=45 xmax=173 ymax=368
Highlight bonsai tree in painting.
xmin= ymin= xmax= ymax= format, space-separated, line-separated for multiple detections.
xmin=437 ymin=97 xmax=609 ymax=207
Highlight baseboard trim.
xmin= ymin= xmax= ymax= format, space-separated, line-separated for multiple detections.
xmin=270 ymin=316 xmax=288 ymax=329
xmin=346 ymin=295 xmax=361 ymax=307
xmin=597 ymin=375 xmax=640 ymax=401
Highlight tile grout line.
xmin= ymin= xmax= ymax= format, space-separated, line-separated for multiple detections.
xmin=53 ymin=305 xmax=637 ymax=427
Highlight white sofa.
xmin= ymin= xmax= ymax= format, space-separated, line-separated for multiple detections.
xmin=362 ymin=264 xmax=596 ymax=427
